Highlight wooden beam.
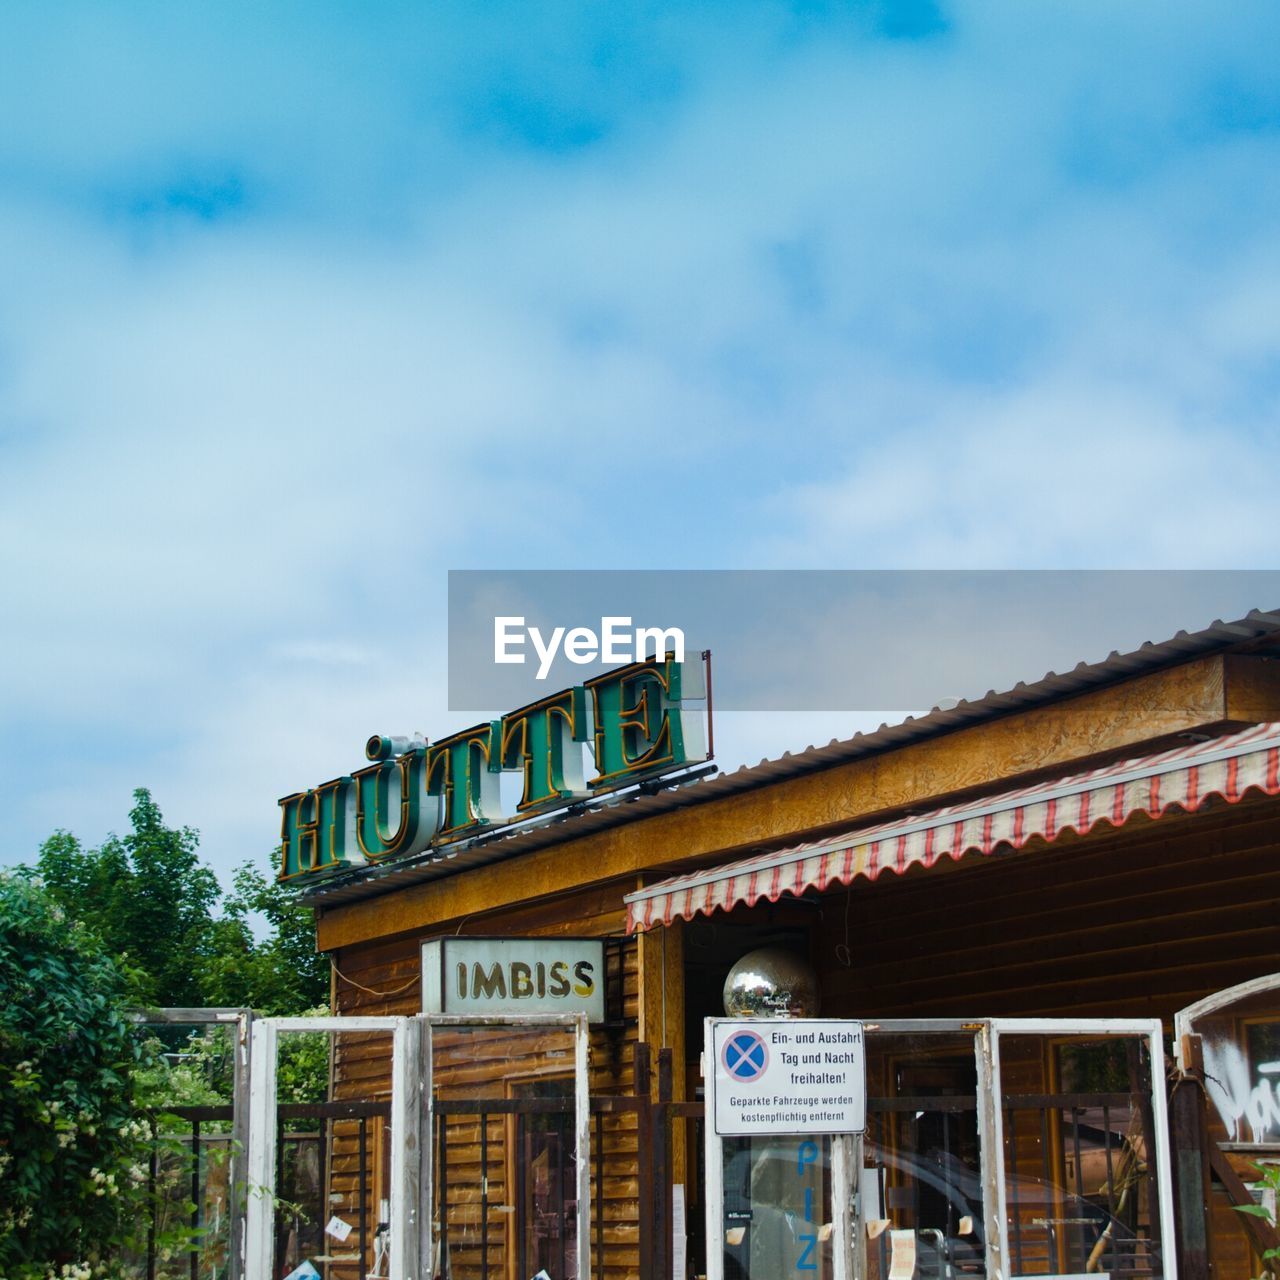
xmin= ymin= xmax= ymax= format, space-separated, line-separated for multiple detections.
xmin=1208 ymin=1139 xmax=1280 ymax=1258
xmin=636 ymin=918 xmax=688 ymax=1182
xmin=316 ymin=653 xmax=1267 ymax=951
xmin=637 ymin=922 xmax=685 ymax=1080
xmin=1224 ymin=654 xmax=1280 ymax=723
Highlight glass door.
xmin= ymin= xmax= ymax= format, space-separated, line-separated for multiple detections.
xmin=421 ymin=1013 xmax=591 ymax=1280
xmin=988 ymin=1019 xmax=1176 ymax=1280
xmin=703 ymin=1019 xmax=858 ymax=1280
xmin=856 ymin=1022 xmax=994 ymax=1280
xmin=244 ymin=1016 xmax=420 ymax=1280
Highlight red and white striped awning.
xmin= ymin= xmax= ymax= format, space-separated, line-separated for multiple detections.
xmin=624 ymin=722 xmax=1280 ymax=933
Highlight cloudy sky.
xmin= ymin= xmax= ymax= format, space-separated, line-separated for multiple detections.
xmin=3 ymin=1 xmax=1279 ymax=882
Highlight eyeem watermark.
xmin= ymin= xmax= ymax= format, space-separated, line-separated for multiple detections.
xmin=495 ymin=615 xmax=686 ymax=680
xmin=452 ymin=569 xmax=1280 ymax=711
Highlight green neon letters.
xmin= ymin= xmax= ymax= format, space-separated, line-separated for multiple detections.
xmin=586 ymin=656 xmax=698 ymax=787
xmin=500 ymin=686 xmax=588 ymax=815
xmin=279 ymin=775 xmax=359 ymax=878
xmin=354 ymin=745 xmax=436 ymax=860
xmin=426 ymin=721 xmax=505 ymax=839
xmin=278 ymin=656 xmax=707 ymax=880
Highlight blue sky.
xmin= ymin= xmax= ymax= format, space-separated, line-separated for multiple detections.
xmin=3 ymin=1 xmax=1280 ymax=882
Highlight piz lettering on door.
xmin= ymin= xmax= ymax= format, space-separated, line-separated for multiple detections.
xmin=796 ymin=1140 xmax=820 ymax=1272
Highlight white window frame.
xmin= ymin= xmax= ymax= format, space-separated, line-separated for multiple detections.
xmin=704 ymin=1017 xmax=1177 ymax=1280
xmin=986 ymin=1017 xmax=1177 ymax=1280
xmin=420 ymin=1012 xmax=592 ymax=1280
xmin=130 ymin=1007 xmax=255 ymax=1280
xmin=1174 ymin=973 xmax=1280 ymax=1147
xmin=854 ymin=1019 xmax=998 ymax=1280
xmin=244 ymin=1016 xmax=422 ymax=1280
xmin=703 ymin=1016 xmax=859 ymax=1280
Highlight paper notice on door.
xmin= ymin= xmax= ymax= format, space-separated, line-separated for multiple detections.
xmin=860 ymin=1166 xmax=885 ymax=1221
xmin=889 ymin=1229 xmax=917 ymax=1280
xmin=672 ymin=1183 xmax=687 ymax=1280
xmin=324 ymin=1215 xmax=353 ymax=1242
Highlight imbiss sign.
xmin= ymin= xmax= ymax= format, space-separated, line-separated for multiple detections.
xmin=422 ymin=937 xmax=606 ymax=1023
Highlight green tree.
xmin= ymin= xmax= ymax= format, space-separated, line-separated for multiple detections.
xmin=198 ymin=862 xmax=328 ymax=1015
xmin=35 ymin=790 xmax=219 ymax=1008
xmin=33 ymin=790 xmax=327 ymax=1017
xmin=0 ymin=872 xmax=164 ymax=1277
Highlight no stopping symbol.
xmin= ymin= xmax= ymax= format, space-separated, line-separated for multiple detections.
xmin=722 ymin=1029 xmax=769 ymax=1082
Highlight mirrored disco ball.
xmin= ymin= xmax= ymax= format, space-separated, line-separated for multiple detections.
xmin=722 ymin=947 xmax=820 ymax=1018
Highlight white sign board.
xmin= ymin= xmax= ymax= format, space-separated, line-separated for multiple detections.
xmin=422 ymin=937 xmax=606 ymax=1022
xmin=711 ymin=1019 xmax=865 ymax=1135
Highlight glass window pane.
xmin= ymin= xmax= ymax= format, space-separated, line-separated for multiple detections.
xmin=721 ymin=1134 xmax=835 ymax=1280
xmin=430 ymin=1022 xmax=581 ymax=1280
xmin=998 ymin=1034 xmax=1164 ymax=1280
xmin=1181 ymin=980 xmax=1280 ymax=1145
xmin=862 ymin=1032 xmax=986 ymax=1280
xmin=290 ymin=1026 xmax=392 ymax=1280
xmin=124 ymin=1020 xmax=241 ymax=1280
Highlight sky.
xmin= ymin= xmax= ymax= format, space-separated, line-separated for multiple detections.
xmin=3 ymin=0 xmax=1280 ymax=884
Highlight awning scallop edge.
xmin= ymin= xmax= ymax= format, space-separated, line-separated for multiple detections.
xmin=624 ymin=722 xmax=1280 ymax=933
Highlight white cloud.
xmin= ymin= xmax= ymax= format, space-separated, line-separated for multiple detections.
xmin=3 ymin=2 xmax=1280 ymax=879
xmin=765 ymin=381 xmax=1280 ymax=570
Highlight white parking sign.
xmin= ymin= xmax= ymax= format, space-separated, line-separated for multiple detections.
xmin=711 ymin=1019 xmax=865 ymax=1135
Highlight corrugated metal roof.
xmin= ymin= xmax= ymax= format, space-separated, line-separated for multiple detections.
xmin=300 ymin=607 xmax=1280 ymax=910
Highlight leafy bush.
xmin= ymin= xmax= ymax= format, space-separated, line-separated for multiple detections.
xmin=0 ymin=872 xmax=174 ymax=1279
xmin=277 ymin=1011 xmax=331 ymax=1106
xmin=1236 ymin=1161 xmax=1280 ymax=1279
xmin=133 ymin=1028 xmax=237 ymax=1116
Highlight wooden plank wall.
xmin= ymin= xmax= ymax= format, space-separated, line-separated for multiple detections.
xmin=1205 ymin=1085 xmax=1267 ymax=1280
xmin=817 ymin=795 xmax=1280 ymax=1280
xmin=326 ymin=882 xmax=643 ymax=1280
xmin=816 ymin=798 xmax=1280 ymax=1021
xmin=326 ymin=1037 xmax=393 ymax=1280
xmin=430 ymin=1022 xmax=576 ymax=1280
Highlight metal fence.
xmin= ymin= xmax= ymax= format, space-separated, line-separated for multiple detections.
xmin=130 ymin=1103 xmax=385 ymax=1280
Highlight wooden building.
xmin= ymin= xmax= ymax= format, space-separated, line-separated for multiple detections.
xmin=296 ymin=611 xmax=1280 ymax=1280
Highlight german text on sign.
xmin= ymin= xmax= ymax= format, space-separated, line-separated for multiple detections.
xmin=711 ymin=1019 xmax=865 ymax=1136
